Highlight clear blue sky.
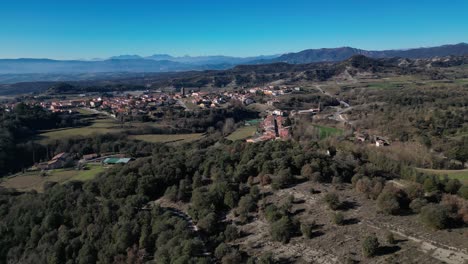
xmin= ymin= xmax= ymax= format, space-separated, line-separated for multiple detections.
xmin=1 ymin=0 xmax=467 ymax=59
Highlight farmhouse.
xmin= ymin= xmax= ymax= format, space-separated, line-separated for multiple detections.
xmin=36 ymin=152 xmax=73 ymax=170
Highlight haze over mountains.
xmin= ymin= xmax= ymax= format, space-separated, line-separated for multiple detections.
xmin=0 ymin=43 xmax=467 ymax=83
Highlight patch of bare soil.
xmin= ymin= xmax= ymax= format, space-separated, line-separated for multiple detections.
xmin=229 ymin=182 xmax=468 ymax=264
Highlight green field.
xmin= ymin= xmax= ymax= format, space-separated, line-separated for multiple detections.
xmin=129 ymin=133 xmax=204 ymax=144
xmin=36 ymin=109 xmax=168 ymax=143
xmin=417 ymin=168 xmax=468 ymax=185
xmin=313 ymin=125 xmax=344 ymax=139
xmin=0 ymin=164 xmax=106 ymax=192
xmin=227 ymin=126 xmax=257 ymax=141
xmin=36 ymin=118 xmax=123 ymax=143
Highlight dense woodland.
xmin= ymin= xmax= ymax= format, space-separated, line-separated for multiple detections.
xmin=0 ymin=104 xmax=89 ymax=175
xmin=1 ymin=56 xmax=468 ymax=263
xmin=0 ymin=132 xmax=467 ymax=263
xmin=345 ymin=82 xmax=468 ymax=168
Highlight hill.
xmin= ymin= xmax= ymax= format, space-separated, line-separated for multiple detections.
xmin=1 ymin=43 xmax=467 ymax=79
xmin=269 ymin=43 xmax=468 ymax=64
xmin=2 ymin=55 xmax=467 ymax=95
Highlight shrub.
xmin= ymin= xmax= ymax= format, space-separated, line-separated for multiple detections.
xmin=164 ymin=185 xmax=178 ymax=201
xmin=237 ymin=194 xmax=256 ymax=215
xmin=324 ymin=193 xmax=341 ymax=210
xmin=224 ymin=225 xmax=239 ymax=242
xmin=258 ymin=253 xmax=276 ymax=264
xmin=458 ymin=185 xmax=468 ymax=199
xmin=300 ymin=222 xmax=314 ymax=238
xmin=271 ymin=169 xmax=293 ymax=190
xmin=351 ymin=174 xmax=363 ymax=187
xmin=419 ymin=204 xmax=449 ymax=230
xmin=214 ymin=243 xmax=230 ymax=259
xmin=221 ymin=249 xmax=242 ymax=264
xmin=405 ymin=184 xmax=424 ymax=200
xmin=331 ymin=212 xmax=344 ymax=225
xmin=409 ymin=198 xmax=428 ymax=213
xmin=441 ymin=194 xmax=468 ymax=224
xmin=443 ymin=179 xmax=462 ymax=194
xmin=385 ymin=231 xmax=396 ymax=244
xmin=376 ymin=191 xmax=400 ymax=215
xmin=259 ymin=174 xmax=272 ymax=186
xmin=270 ymin=216 xmax=294 ymax=243
xmin=264 ymin=205 xmax=282 ymax=223
xmin=301 ymin=164 xmax=313 ymax=179
xmin=362 ymin=235 xmax=379 ymax=257
xmin=423 ymin=177 xmax=439 ymax=193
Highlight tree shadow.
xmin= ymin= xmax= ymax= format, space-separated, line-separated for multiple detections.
xmin=339 ymin=200 xmax=359 ymax=211
xmin=277 ymin=256 xmax=297 ymax=264
xmin=292 ymin=199 xmax=305 ymax=204
xmin=291 ymin=208 xmax=306 ymax=216
xmin=343 ymin=218 xmax=360 ymax=225
xmin=376 ymin=245 xmax=401 ymax=256
xmin=310 ymin=189 xmax=322 ymax=194
xmin=311 ymin=230 xmax=325 ymax=238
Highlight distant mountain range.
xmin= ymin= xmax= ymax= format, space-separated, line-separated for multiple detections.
xmin=109 ymin=54 xmax=281 ymax=65
xmin=267 ymin=43 xmax=468 ymax=64
xmin=0 ymin=43 xmax=467 ymax=83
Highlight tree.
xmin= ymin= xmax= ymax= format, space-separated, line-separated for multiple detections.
xmin=258 ymin=252 xmax=276 ymax=264
xmin=376 ymin=191 xmax=400 ymax=215
xmin=270 ymin=216 xmax=295 ymax=243
xmin=271 ymin=169 xmax=294 ymax=190
xmin=300 ymin=222 xmax=314 ymax=238
xmin=323 ymin=193 xmax=341 ymax=210
xmin=423 ymin=177 xmax=439 ymax=193
xmin=362 ymin=235 xmax=379 ymax=257
xmin=459 ymin=185 xmax=468 ymax=199
xmin=301 ymin=164 xmax=314 ymax=179
xmin=222 ymin=118 xmax=235 ymax=136
xmin=419 ymin=204 xmax=449 ymax=230
xmin=385 ymin=231 xmax=396 ymax=244
xmin=444 ymin=179 xmax=461 ymax=194
xmin=214 ymin=243 xmax=230 ymax=259
xmin=409 ymin=198 xmax=428 ymax=213
xmin=331 ymin=212 xmax=344 ymax=225
xmin=224 ymin=225 xmax=239 ymax=242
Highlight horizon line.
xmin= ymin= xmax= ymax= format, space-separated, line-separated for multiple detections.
xmin=1 ymin=42 xmax=467 ymax=61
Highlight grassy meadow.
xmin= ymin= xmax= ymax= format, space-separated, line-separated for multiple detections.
xmin=0 ymin=164 xmax=106 ymax=192
xmin=129 ymin=133 xmax=204 ymax=144
xmin=417 ymin=168 xmax=468 ymax=185
xmin=226 ymin=126 xmax=257 ymax=141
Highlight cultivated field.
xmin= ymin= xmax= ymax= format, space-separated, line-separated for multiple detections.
xmin=227 ymin=126 xmax=257 ymax=141
xmin=0 ymin=164 xmax=106 ymax=192
xmin=37 ymin=118 xmax=123 ymax=143
xmin=129 ymin=133 xmax=205 ymax=144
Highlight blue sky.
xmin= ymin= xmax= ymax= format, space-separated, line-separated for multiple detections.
xmin=0 ymin=0 xmax=467 ymax=59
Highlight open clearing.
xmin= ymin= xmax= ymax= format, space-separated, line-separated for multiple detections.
xmin=313 ymin=124 xmax=344 ymax=139
xmin=0 ymin=164 xmax=105 ymax=192
xmin=227 ymin=126 xmax=257 ymax=141
xmin=37 ymin=109 xmax=169 ymax=144
xmin=229 ymin=181 xmax=468 ymax=263
xmin=129 ymin=133 xmax=204 ymax=144
xmin=37 ymin=118 xmax=123 ymax=143
xmin=417 ymin=168 xmax=468 ymax=185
